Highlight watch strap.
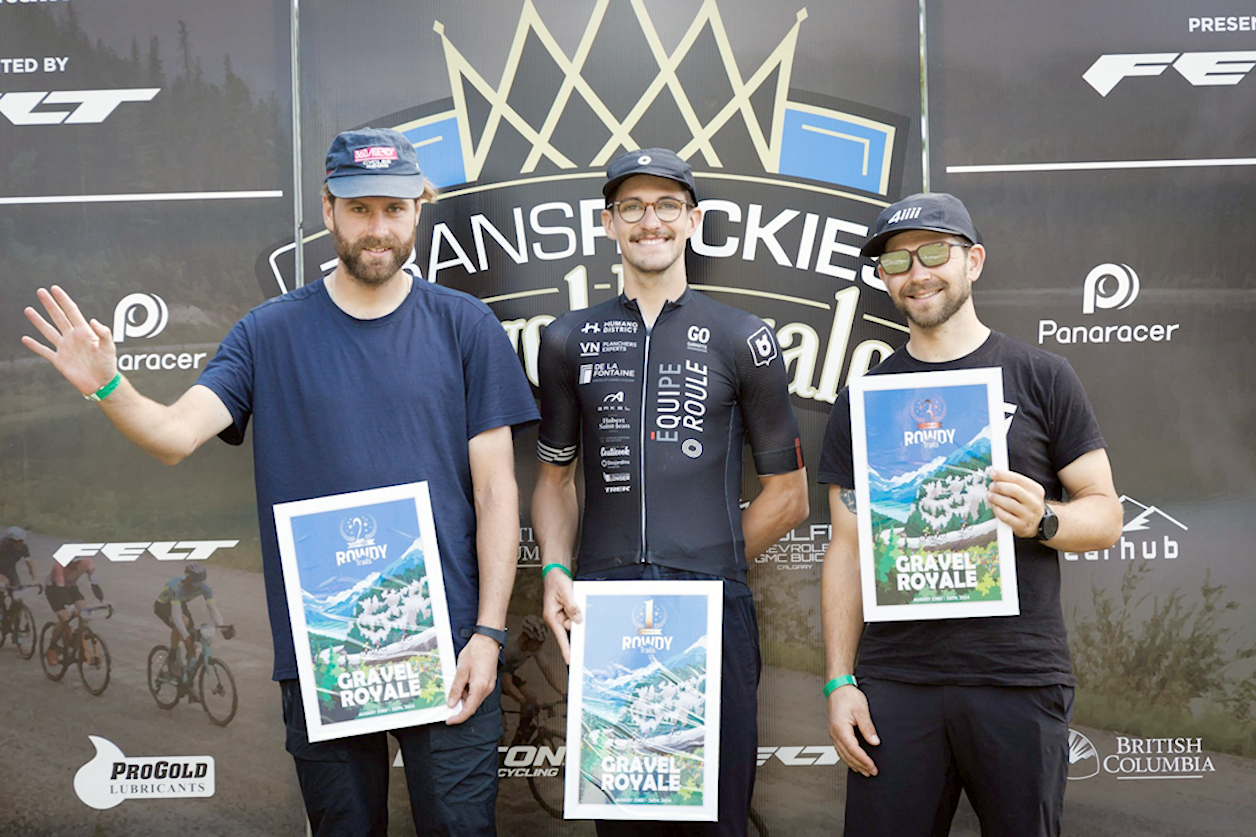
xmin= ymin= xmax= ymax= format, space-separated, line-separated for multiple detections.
xmin=461 ymin=624 xmax=508 ymax=647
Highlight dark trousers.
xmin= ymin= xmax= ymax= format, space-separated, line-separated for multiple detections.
xmin=843 ymin=679 xmax=1074 ymax=837
xmin=280 ymin=678 xmax=501 ymax=837
xmin=579 ymin=565 xmax=762 ymax=837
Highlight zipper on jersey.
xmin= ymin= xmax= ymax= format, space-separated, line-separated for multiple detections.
xmin=638 ymin=329 xmax=651 ymax=564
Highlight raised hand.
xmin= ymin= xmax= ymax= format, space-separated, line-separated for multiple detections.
xmin=22 ymin=285 xmax=118 ymax=396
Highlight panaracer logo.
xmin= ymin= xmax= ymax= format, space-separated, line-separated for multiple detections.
xmin=54 ymin=540 xmax=239 ymax=566
xmin=111 ymin=291 xmax=211 ymax=373
xmin=337 ymin=514 xmax=385 ymax=567
xmin=755 ymin=523 xmax=831 ymax=572
xmin=1063 ymin=495 xmax=1187 ymax=563
xmin=75 ymin=736 xmax=213 ymax=810
xmin=0 ymin=88 xmax=159 ymax=125
xmin=756 ymin=745 xmax=841 ymax=766
xmin=1082 ymin=263 xmax=1139 ymax=314
xmin=1066 ymin=730 xmax=1216 ymax=781
xmin=1083 ymin=51 xmax=1256 ymax=96
xmin=1038 ymin=263 xmax=1180 ymax=347
xmin=113 ymin=293 xmax=168 ymax=342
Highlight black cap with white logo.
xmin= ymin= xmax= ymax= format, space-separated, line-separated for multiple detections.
xmin=603 ymin=148 xmax=698 ymax=203
xmin=860 ymin=192 xmax=982 ymax=258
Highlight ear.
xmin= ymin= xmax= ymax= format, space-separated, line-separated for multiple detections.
xmin=683 ymin=205 xmax=702 ymax=240
xmin=601 ymin=207 xmax=615 ymax=238
xmin=966 ymin=243 xmax=986 ymax=283
xmin=322 ymin=192 xmax=335 ymax=231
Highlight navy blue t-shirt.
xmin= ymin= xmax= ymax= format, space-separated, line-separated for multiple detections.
xmin=197 ymin=278 xmax=539 ymax=680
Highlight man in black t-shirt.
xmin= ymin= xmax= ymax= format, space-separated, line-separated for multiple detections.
xmin=533 ymin=148 xmax=809 ymax=836
xmin=817 ymin=193 xmax=1122 ymax=837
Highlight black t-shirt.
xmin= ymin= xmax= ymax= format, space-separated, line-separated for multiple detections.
xmin=537 ymin=288 xmax=803 ymax=583
xmin=818 ymin=332 xmax=1106 ymax=686
xmin=0 ymin=537 xmax=31 ymax=580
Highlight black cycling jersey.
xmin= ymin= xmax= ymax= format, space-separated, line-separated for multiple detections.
xmin=537 ymin=288 xmax=803 ymax=582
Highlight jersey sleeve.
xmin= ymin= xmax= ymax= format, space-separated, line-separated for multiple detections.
xmin=535 ymin=316 xmax=580 ymax=466
xmin=816 ymin=387 xmax=855 ymax=486
xmin=195 ymin=315 xmax=255 ymax=446
xmin=1046 ymin=358 xmax=1107 ymax=471
xmin=462 ymin=309 xmax=541 ymax=440
xmin=732 ymin=316 xmax=803 ymax=475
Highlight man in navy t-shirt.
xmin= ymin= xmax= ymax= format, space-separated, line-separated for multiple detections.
xmin=23 ymin=128 xmax=539 ymax=835
xmin=817 ymin=193 xmax=1122 ymax=837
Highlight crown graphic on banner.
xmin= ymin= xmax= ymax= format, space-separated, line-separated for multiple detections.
xmin=423 ymin=0 xmax=811 ymax=182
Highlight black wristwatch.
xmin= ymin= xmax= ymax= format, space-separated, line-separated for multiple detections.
xmin=1036 ymin=504 xmax=1059 ymax=541
xmin=462 ymin=625 xmax=508 ymax=647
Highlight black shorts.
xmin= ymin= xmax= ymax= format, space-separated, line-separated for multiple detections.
xmin=153 ymin=600 xmax=192 ymax=630
xmin=46 ymin=584 xmax=84 ymax=614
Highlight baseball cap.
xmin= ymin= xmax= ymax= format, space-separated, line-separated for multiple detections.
xmin=603 ymin=148 xmax=698 ymax=203
xmin=861 ymin=192 xmax=982 ymax=258
xmin=324 ymin=128 xmax=425 ymax=199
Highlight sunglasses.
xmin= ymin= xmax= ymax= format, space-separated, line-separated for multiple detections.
xmin=877 ymin=241 xmax=970 ymax=275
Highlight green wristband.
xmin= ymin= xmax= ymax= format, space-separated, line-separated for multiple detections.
xmin=84 ymin=372 xmax=122 ymax=403
xmin=541 ymin=563 xmax=572 ymax=580
xmin=823 ymin=675 xmax=858 ymax=698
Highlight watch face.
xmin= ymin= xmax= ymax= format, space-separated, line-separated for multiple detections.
xmin=1039 ymin=508 xmax=1059 ymax=540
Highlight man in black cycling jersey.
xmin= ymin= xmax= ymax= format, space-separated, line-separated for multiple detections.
xmin=533 ymin=148 xmax=809 ymax=836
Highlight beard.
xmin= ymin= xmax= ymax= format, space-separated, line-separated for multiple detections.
xmin=891 ymin=276 xmax=973 ymax=329
xmin=331 ymin=225 xmax=416 ymax=287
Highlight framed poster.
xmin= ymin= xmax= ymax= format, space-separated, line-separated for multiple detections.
xmin=850 ymin=368 xmax=1019 ymax=621
xmin=564 ymin=580 xmax=723 ymax=822
xmin=273 ymin=482 xmax=460 ymax=742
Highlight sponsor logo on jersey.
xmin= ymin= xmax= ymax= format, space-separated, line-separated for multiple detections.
xmin=75 ymin=736 xmax=213 ymax=810
xmin=747 ymin=325 xmax=778 ymax=366
xmin=686 ymin=324 xmax=711 ymax=354
xmin=579 ymin=362 xmax=636 ymax=384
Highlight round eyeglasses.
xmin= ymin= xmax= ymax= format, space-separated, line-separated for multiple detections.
xmin=607 ymin=198 xmax=692 ymax=224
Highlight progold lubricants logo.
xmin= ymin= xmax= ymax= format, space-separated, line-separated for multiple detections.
xmin=75 ymin=737 xmax=214 ymax=810
xmin=263 ymin=0 xmax=913 ymax=413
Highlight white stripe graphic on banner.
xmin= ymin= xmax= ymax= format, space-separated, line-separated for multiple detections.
xmin=947 ymin=159 xmax=1256 ymax=173
xmin=0 ymin=190 xmax=284 ymax=206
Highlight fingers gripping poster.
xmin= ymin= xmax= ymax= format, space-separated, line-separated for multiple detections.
xmin=274 ymin=482 xmax=459 ymax=741
xmin=565 ymin=580 xmax=723 ymax=821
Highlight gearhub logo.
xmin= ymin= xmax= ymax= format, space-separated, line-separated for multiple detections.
xmin=75 ymin=736 xmax=214 ymax=810
xmin=1063 ymin=495 xmax=1187 ymax=563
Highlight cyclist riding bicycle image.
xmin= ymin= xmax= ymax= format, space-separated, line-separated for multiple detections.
xmin=0 ymin=526 xmax=39 ymax=590
xmin=43 ymin=553 xmax=106 ymax=668
xmin=155 ymin=563 xmax=234 ymax=684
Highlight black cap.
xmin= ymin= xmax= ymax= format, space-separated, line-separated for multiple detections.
xmin=603 ymin=148 xmax=697 ymax=203
xmin=861 ymin=192 xmax=981 ymax=258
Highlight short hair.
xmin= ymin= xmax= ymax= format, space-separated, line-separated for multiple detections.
xmin=321 ymin=180 xmax=439 ymax=206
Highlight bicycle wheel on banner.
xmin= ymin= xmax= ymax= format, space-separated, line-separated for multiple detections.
xmin=78 ymin=630 xmax=111 ymax=695
xmin=749 ymin=803 xmax=770 ymax=837
xmin=147 ymin=646 xmax=181 ymax=709
xmin=199 ymin=658 xmax=238 ymax=726
xmin=526 ymin=727 xmax=566 ymax=819
xmin=14 ymin=604 xmax=37 ymax=659
xmin=39 ymin=623 xmax=70 ymax=681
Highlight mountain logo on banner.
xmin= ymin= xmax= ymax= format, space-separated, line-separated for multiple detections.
xmin=263 ymin=0 xmax=914 ymax=415
xmin=1063 ymin=496 xmax=1189 ymax=564
xmin=74 ymin=736 xmax=214 ymax=810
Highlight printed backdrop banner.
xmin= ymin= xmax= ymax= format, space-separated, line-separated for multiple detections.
xmin=0 ymin=1 xmax=1252 ymax=835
